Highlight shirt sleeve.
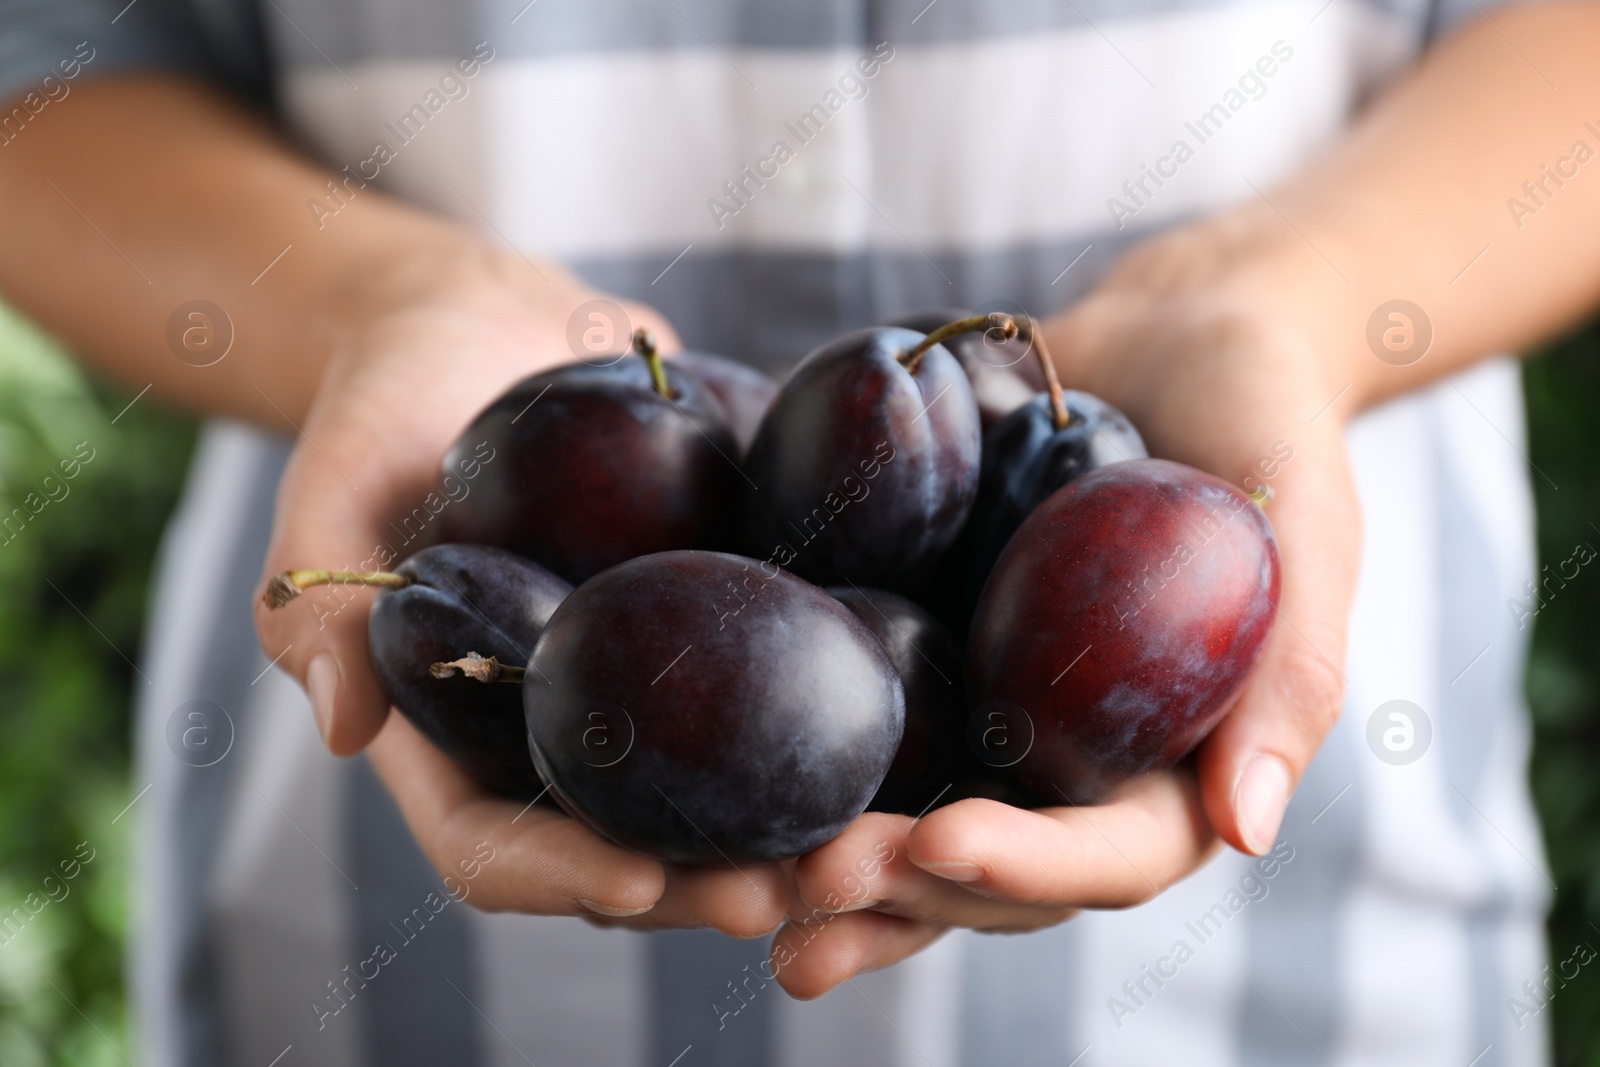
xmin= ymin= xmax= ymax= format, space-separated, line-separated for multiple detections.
xmin=0 ymin=0 xmax=271 ymax=110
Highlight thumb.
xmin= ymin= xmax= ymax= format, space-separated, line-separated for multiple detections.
xmin=253 ymin=289 xmax=680 ymax=755
xmin=1196 ymin=429 xmax=1359 ymax=854
xmin=253 ymin=420 xmax=408 ymax=756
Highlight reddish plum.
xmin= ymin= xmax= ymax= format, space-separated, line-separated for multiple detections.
xmin=968 ymin=459 xmax=1280 ymax=804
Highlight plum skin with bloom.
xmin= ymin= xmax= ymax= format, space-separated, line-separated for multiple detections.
xmin=524 ymin=550 xmax=905 ymax=865
xmin=438 ymin=357 xmax=739 ymax=584
xmin=968 ymin=459 xmax=1281 ymax=805
xmin=367 ymin=544 xmax=571 ymax=798
xmin=742 ymin=326 xmax=981 ymax=586
xmin=828 ymin=586 xmax=970 ymax=815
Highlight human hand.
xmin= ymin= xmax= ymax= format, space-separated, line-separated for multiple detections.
xmin=253 ymin=246 xmax=789 ymax=934
xmin=772 ymin=212 xmax=1361 ymax=996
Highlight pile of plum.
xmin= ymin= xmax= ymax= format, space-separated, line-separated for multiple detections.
xmin=265 ymin=310 xmax=1280 ymax=865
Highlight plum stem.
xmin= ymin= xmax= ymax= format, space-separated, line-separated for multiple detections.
xmin=633 ymin=327 xmax=673 ymax=398
xmin=429 ymin=652 xmax=525 ymax=684
xmin=262 ymin=569 xmax=411 ymax=609
xmin=1024 ymin=317 xmax=1070 ymax=431
xmin=899 ymin=312 xmax=1018 ymax=374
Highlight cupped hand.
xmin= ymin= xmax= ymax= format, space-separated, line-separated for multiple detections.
xmin=367 ymin=712 xmax=789 ymax=933
xmin=773 ymin=213 xmax=1362 ymax=996
xmin=252 ymin=246 xmax=789 ymax=935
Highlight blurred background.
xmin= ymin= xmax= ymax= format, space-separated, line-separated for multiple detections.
xmin=0 ymin=302 xmax=1598 ymax=1065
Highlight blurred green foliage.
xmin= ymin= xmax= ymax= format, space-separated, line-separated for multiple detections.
xmin=1525 ymin=319 xmax=1600 ymax=1065
xmin=0 ymin=304 xmax=195 ymax=1066
xmin=0 ymin=295 xmax=1597 ymax=1064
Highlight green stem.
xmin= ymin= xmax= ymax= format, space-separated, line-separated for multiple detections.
xmin=633 ymin=328 xmax=673 ymax=398
xmin=262 ymin=569 xmax=411 ymax=609
xmin=899 ymin=312 xmax=1018 ymax=374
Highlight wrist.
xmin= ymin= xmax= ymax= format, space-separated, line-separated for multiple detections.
xmin=301 ymin=233 xmax=605 ymax=417
xmin=320 ymin=235 xmax=585 ymax=356
xmin=1100 ymin=203 xmax=1378 ymax=422
xmin=297 ymin=228 xmax=677 ymax=433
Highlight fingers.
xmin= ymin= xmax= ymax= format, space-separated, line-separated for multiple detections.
xmin=251 ymin=305 xmax=542 ymax=754
xmin=1196 ymin=430 xmax=1357 ymax=855
xmin=367 ymin=712 xmax=667 ymax=916
xmin=253 ymin=431 xmax=410 ymax=755
xmin=769 ymin=910 xmax=947 ymax=1000
xmin=774 ymin=774 xmax=1215 ymax=1001
xmin=1044 ymin=291 xmax=1361 ymax=859
xmin=793 ymin=773 xmax=1212 ymax=968
xmin=908 ymin=777 xmax=1217 ymax=910
xmin=253 ymin=290 xmax=679 ymax=756
xmin=582 ymin=863 xmax=792 ymax=939
xmin=648 ymin=865 xmax=791 ymax=938
xmin=370 ymin=712 xmax=794 ymax=932
xmin=794 ymin=814 xmax=1074 ymax=931
xmin=253 ymin=319 xmax=468 ymax=755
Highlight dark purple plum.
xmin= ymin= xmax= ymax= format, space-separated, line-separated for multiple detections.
xmin=743 ymin=314 xmax=1009 ymax=586
xmin=888 ymin=307 xmax=1036 ymax=431
xmin=671 ymin=349 xmax=778 ymax=458
xmin=525 ymin=551 xmax=904 ymax=865
xmin=262 ymin=544 xmax=570 ymax=798
xmin=965 ymin=388 xmax=1146 ymax=587
xmin=828 ymin=586 xmax=968 ymax=815
xmin=899 ymin=337 xmax=1146 ymax=641
xmin=437 ymin=330 xmax=740 ymax=583
xmin=969 ymin=460 xmax=1280 ymax=805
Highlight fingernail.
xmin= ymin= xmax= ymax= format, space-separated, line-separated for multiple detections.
xmin=832 ymin=898 xmax=881 ymax=914
xmin=912 ymin=860 xmax=985 ymax=883
xmin=307 ymin=653 xmax=339 ymax=745
xmin=577 ymin=897 xmax=654 ymax=918
xmin=1236 ymin=755 xmax=1292 ymax=856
